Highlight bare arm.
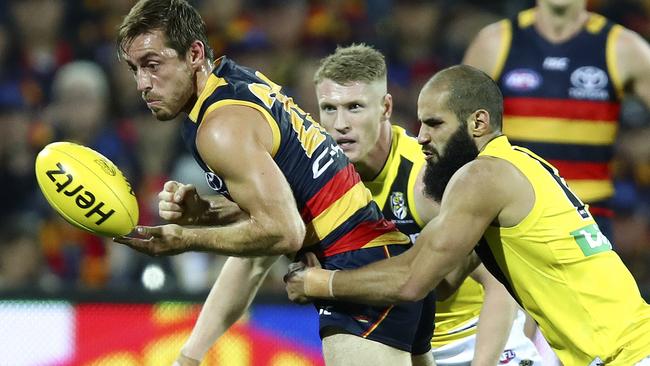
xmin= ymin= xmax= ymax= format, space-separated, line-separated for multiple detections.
xmin=470 ymin=264 xmax=518 ymax=366
xmin=413 ymin=164 xmax=474 ymax=300
xmin=435 ymin=251 xmax=481 ymax=300
xmin=186 ymin=105 xmax=305 ymax=255
xmin=616 ymin=26 xmax=650 ymax=107
xmin=116 ymin=105 xmax=306 ymax=257
xmin=288 ymin=159 xmax=509 ymax=305
xmin=463 ymin=20 xmax=510 ymax=79
xmin=179 ymin=255 xmax=279 ymax=363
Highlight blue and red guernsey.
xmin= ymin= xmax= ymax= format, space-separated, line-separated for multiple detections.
xmin=182 ymin=57 xmax=409 ymax=256
xmin=493 ymin=9 xmax=623 ymax=204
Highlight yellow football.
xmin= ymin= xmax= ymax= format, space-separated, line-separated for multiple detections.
xmin=35 ymin=142 xmax=139 ymax=237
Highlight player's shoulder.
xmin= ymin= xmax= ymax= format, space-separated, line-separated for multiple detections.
xmin=463 ymin=18 xmax=512 ymax=76
xmin=482 ymin=18 xmax=511 ymax=38
xmin=609 ymin=21 xmax=650 ymax=84
xmin=450 ymin=157 xmax=520 ymax=200
xmin=613 ymin=22 xmax=647 ymax=50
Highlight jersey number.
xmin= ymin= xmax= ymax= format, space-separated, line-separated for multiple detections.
xmin=516 ymin=148 xmax=591 ymax=220
xmin=249 ymin=72 xmax=327 ymax=158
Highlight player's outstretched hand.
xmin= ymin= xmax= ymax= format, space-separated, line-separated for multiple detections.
xmin=158 ymin=180 xmax=209 ymax=225
xmin=284 ymin=252 xmax=321 ymax=304
xmin=113 ymin=225 xmax=189 ymax=256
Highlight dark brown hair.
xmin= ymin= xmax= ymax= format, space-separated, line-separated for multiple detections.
xmin=117 ymin=0 xmax=214 ymax=61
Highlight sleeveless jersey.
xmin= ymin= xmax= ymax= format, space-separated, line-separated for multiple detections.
xmin=477 ymin=135 xmax=650 ymax=365
xmin=182 ymin=57 xmax=409 ymax=256
xmin=493 ymin=9 xmax=623 ymax=204
xmin=365 ymin=125 xmax=484 ymax=348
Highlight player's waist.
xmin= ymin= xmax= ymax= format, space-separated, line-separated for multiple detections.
xmin=318 ymin=220 xmax=410 ymax=258
xmin=430 ymin=316 xmax=479 ymax=348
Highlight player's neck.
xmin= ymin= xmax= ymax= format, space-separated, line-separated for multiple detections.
xmin=354 ymin=122 xmax=393 ymax=181
xmin=535 ymin=4 xmax=589 ymax=43
xmin=183 ymin=59 xmax=215 ymax=114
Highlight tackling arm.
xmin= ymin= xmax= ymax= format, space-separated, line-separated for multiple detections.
xmin=288 ymin=160 xmax=506 ymax=305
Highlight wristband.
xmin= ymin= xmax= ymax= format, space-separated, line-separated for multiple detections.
xmin=304 ymin=268 xmax=336 ymax=299
xmin=328 ymin=270 xmax=339 ymax=298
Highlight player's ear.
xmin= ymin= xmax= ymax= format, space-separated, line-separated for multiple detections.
xmin=188 ymin=40 xmax=206 ymax=69
xmin=471 ymin=109 xmax=490 ymax=137
xmin=382 ymin=93 xmax=393 ymax=120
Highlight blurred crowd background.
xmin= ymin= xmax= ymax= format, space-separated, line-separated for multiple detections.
xmin=0 ymin=0 xmax=648 ymax=299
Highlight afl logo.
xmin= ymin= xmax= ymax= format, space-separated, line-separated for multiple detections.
xmin=570 ymin=66 xmax=608 ymax=90
xmin=390 ymin=192 xmax=407 ymax=220
xmin=205 ymin=172 xmax=224 ymax=191
xmin=503 ymin=69 xmax=541 ymax=91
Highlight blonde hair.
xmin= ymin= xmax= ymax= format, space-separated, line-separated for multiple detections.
xmin=314 ymin=43 xmax=386 ymax=85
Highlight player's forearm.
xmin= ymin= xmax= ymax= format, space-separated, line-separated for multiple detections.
xmin=198 ymin=195 xmax=248 ymax=226
xmin=318 ymin=253 xmax=423 ymax=306
xmin=183 ymin=217 xmax=304 ymax=256
xmin=181 ymin=256 xmax=279 ymax=361
xmin=471 ymin=283 xmax=518 ymax=366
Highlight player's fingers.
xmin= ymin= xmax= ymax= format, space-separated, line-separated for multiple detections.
xmin=159 ymin=211 xmax=182 ymax=221
xmin=174 ymin=184 xmax=197 ymax=202
xmin=304 ymin=252 xmax=321 ymax=268
xmin=136 ymin=226 xmax=162 ymax=238
xmin=112 ymin=236 xmax=151 ymax=254
xmin=158 ymin=189 xmax=175 ymax=202
xmin=159 ymin=200 xmax=182 ymax=213
xmin=163 ymin=180 xmax=181 ymax=193
xmin=283 ymin=262 xmax=306 ymax=282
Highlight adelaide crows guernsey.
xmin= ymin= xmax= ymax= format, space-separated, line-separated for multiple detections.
xmin=182 ymin=57 xmax=409 ymax=256
xmin=365 ymin=125 xmax=484 ymax=348
xmin=478 ymin=136 xmax=650 ymax=365
xmin=493 ymin=9 xmax=623 ymax=204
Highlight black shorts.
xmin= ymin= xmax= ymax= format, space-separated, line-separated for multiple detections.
xmin=314 ymin=244 xmax=435 ymax=353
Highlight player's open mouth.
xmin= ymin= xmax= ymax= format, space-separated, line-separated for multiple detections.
xmin=336 ymin=139 xmax=355 ymax=149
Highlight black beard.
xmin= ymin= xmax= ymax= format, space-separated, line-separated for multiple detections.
xmin=423 ymin=126 xmax=479 ymax=202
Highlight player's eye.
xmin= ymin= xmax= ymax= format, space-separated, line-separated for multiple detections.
xmin=349 ymin=103 xmax=362 ymax=111
xmin=145 ymin=62 xmax=160 ymax=71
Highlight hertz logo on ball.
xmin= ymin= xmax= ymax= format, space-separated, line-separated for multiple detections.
xmin=35 ymin=142 xmax=139 ymax=237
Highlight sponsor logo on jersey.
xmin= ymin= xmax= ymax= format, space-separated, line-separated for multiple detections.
xmin=542 ymin=56 xmax=570 ymax=71
xmin=504 ymin=69 xmax=542 ymax=91
xmin=390 ymin=191 xmax=407 ymax=220
xmin=570 ymin=223 xmax=612 ymax=256
xmin=205 ymin=172 xmax=228 ymax=195
xmin=569 ymin=66 xmax=609 ymax=100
